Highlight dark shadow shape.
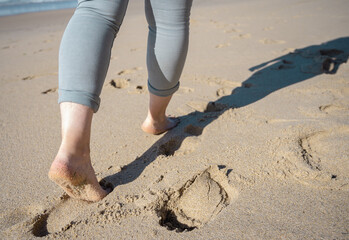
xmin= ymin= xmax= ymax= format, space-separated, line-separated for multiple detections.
xmin=102 ymin=37 xmax=349 ymax=190
xmin=158 ymin=209 xmax=196 ymax=232
xmin=32 ymin=213 xmax=50 ymax=237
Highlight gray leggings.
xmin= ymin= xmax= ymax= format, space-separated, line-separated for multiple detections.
xmin=58 ymin=0 xmax=193 ymax=112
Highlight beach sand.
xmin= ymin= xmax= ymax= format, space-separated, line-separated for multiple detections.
xmin=0 ymin=0 xmax=348 ymax=239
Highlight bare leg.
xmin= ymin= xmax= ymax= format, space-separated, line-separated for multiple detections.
xmin=141 ymin=93 xmax=180 ymax=135
xmin=48 ymin=102 xmax=108 ymax=202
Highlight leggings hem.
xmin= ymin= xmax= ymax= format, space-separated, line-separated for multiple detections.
xmin=147 ymin=81 xmax=180 ymax=97
xmin=58 ymin=89 xmax=100 ymax=113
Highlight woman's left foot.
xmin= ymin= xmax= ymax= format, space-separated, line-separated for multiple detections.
xmin=141 ymin=116 xmax=179 ymax=135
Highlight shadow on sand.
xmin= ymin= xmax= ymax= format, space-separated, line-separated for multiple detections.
xmin=103 ymin=37 xmax=349 ymax=189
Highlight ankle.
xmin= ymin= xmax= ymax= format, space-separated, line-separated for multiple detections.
xmin=59 ymin=139 xmax=90 ymax=154
xmin=146 ymin=112 xmax=166 ymax=124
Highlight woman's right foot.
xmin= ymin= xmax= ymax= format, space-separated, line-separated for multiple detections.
xmin=48 ymin=152 xmax=109 ymax=202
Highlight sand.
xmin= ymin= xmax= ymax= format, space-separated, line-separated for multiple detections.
xmin=0 ymin=0 xmax=348 ymax=239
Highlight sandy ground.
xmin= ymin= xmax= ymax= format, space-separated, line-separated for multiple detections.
xmin=0 ymin=0 xmax=349 ymax=239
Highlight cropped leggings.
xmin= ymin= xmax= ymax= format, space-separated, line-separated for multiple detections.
xmin=58 ymin=0 xmax=193 ymax=112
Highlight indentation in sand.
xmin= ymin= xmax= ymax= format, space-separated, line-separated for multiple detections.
xmin=30 ymin=194 xmax=90 ymax=237
xmin=301 ymin=56 xmax=335 ymax=74
xmin=319 ymin=104 xmax=348 ymax=114
xmin=157 ymin=137 xmax=181 ymax=157
xmin=117 ymin=67 xmax=142 ymax=76
xmin=223 ymin=28 xmax=241 ymax=33
xmin=32 ymin=212 xmax=50 ymax=237
xmin=232 ymin=33 xmax=251 ymax=39
xmin=209 ymin=19 xmax=230 ymax=29
xmin=41 ymin=88 xmax=57 ymax=94
xmin=200 ymin=76 xmax=240 ymax=89
xmin=272 ymin=59 xmax=295 ymax=70
xmin=109 ymin=78 xmax=130 ymax=89
xmin=128 ymin=85 xmax=146 ymax=94
xmin=178 ymin=86 xmax=194 ymax=94
xmin=33 ymin=48 xmax=53 ymax=54
xmin=215 ymin=43 xmax=231 ymax=48
xmin=184 ymin=124 xmax=203 ymax=136
xmin=283 ymin=48 xmax=296 ymax=54
xmin=289 ymin=127 xmax=349 ymax=190
xmin=299 ymin=134 xmax=322 ymax=171
xmin=0 ymin=205 xmax=44 ymax=232
xmin=175 ymin=137 xmax=201 ymax=156
xmin=259 ymin=38 xmax=286 ymax=44
xmin=216 ymin=87 xmax=232 ymax=96
xmin=186 ymin=101 xmax=207 ymax=112
xmin=242 ymin=83 xmax=253 ymax=88
xmin=157 ymin=165 xmax=237 ymax=232
xmin=22 ymin=76 xmax=36 ymax=80
xmin=205 ymin=102 xmax=228 ymax=112
xmin=299 ymin=48 xmax=346 ymax=74
xmin=263 ymin=26 xmax=274 ymax=31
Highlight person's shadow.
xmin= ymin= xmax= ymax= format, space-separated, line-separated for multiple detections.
xmin=102 ymin=37 xmax=349 ymax=189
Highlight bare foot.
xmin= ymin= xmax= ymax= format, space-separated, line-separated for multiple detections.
xmin=48 ymin=152 xmax=109 ymax=202
xmin=141 ymin=116 xmax=180 ymax=135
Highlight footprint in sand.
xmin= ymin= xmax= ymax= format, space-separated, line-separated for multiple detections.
xmin=128 ymin=85 xmax=146 ymax=94
xmin=216 ymin=87 xmax=232 ymax=97
xmin=272 ymin=59 xmax=295 ymax=70
xmin=242 ymin=83 xmax=253 ymax=88
xmin=29 ymin=178 xmax=113 ymax=238
xmin=33 ymin=48 xmax=53 ymax=54
xmin=282 ymin=48 xmax=296 ymax=54
xmin=209 ymin=19 xmax=229 ymax=29
xmin=178 ymin=86 xmax=194 ymax=94
xmin=175 ymin=136 xmax=201 ymax=156
xmin=215 ymin=43 xmax=231 ymax=48
xmin=259 ymin=38 xmax=286 ymax=45
xmin=299 ymin=48 xmax=347 ymax=74
xmin=301 ymin=57 xmax=335 ymax=74
xmin=167 ymin=124 xmax=204 ymax=156
xmin=186 ymin=101 xmax=208 ymax=112
xmin=319 ymin=103 xmax=348 ymax=114
xmin=232 ymin=33 xmax=251 ymax=40
xmin=285 ymin=127 xmax=349 ymax=190
xmin=209 ymin=19 xmax=240 ymax=31
xmin=28 ymin=195 xmax=89 ymax=237
xmin=157 ymin=137 xmax=182 ymax=157
xmin=185 ymin=101 xmax=228 ymax=113
xmin=117 ymin=67 xmax=142 ymax=76
xmin=109 ymin=78 xmax=130 ymax=89
xmin=263 ymin=26 xmax=274 ymax=31
xmin=157 ymin=165 xmax=238 ymax=232
xmin=223 ymin=28 xmax=241 ymax=34
xmin=22 ymin=76 xmax=36 ymax=80
xmin=156 ymin=127 xmax=202 ymax=157
xmin=0 ymin=204 xmax=44 ymax=233
xmin=204 ymin=102 xmax=228 ymax=113
xmin=42 ymin=39 xmax=53 ymax=43
xmin=206 ymin=77 xmax=240 ymax=88
xmin=41 ymin=87 xmax=57 ymax=94
xmin=184 ymin=124 xmax=203 ymax=136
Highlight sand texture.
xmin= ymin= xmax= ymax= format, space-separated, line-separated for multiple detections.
xmin=0 ymin=0 xmax=349 ymax=239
